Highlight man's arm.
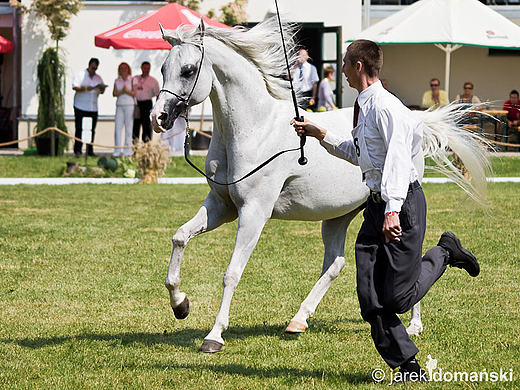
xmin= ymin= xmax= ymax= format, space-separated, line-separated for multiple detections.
xmin=377 ymin=107 xmax=415 ymax=242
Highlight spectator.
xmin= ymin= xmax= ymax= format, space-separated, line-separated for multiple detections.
xmin=455 ymin=82 xmax=482 ymax=125
xmin=112 ymin=62 xmax=137 ymax=157
xmin=421 ymin=78 xmax=449 ymax=109
xmin=291 ymin=49 xmax=319 ymax=110
xmin=72 ymin=58 xmax=106 ymax=157
xmin=503 ymin=90 xmax=520 ymax=130
xmin=317 ymin=66 xmax=336 ymax=111
xmin=133 ymin=61 xmax=160 ymax=143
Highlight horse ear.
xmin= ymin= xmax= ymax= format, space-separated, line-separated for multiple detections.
xmin=196 ymin=18 xmax=206 ymax=41
xmin=160 ymin=23 xmax=180 ymax=46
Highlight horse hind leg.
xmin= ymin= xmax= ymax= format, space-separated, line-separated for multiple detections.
xmin=165 ymin=191 xmax=236 ymax=320
xmin=286 ymin=210 xmax=359 ymax=333
xmin=407 ymin=301 xmax=423 ymax=336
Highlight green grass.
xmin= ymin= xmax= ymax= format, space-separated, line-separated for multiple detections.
xmin=0 ymin=155 xmax=520 ymax=178
xmin=0 ymin=182 xmax=519 ymax=389
xmin=0 ymin=155 xmax=208 ymax=178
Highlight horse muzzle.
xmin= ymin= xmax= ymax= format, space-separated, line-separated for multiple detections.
xmin=150 ymin=97 xmax=187 ymax=133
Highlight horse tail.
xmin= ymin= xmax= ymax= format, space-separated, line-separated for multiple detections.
xmin=414 ymin=103 xmax=492 ymax=206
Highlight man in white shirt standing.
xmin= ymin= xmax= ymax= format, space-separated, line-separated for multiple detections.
xmin=72 ymin=58 xmax=106 ymax=157
xmin=132 ymin=61 xmax=160 ymax=143
xmin=291 ymin=40 xmax=479 ymax=382
xmin=291 ymin=49 xmax=319 ymax=110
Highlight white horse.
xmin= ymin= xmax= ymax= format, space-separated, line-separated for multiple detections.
xmin=150 ymin=18 xmax=488 ymax=353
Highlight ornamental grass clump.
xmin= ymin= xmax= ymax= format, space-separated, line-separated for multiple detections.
xmin=135 ymin=140 xmax=170 ymax=183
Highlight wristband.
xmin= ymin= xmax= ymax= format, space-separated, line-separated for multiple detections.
xmin=385 ymin=211 xmax=398 ymax=217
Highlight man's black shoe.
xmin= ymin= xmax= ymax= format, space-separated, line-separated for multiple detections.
xmin=438 ymin=232 xmax=480 ymax=277
xmin=87 ymin=152 xmax=97 ymax=157
xmin=394 ymin=357 xmax=428 ymax=383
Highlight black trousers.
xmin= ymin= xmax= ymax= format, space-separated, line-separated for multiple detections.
xmin=355 ymin=181 xmax=447 ymax=368
xmin=133 ymin=100 xmax=153 ymax=142
xmin=74 ymin=107 xmax=98 ymax=155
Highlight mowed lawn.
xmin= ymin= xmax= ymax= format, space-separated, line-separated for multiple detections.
xmin=0 ymin=182 xmax=519 ymax=389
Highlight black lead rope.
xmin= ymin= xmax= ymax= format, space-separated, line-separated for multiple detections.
xmin=183 ymin=125 xmax=300 ymax=186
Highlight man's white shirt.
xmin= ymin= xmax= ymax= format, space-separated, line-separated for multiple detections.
xmin=292 ymin=61 xmax=319 ymax=93
xmin=320 ymin=80 xmax=423 ymax=213
xmin=72 ymin=69 xmax=104 ymax=112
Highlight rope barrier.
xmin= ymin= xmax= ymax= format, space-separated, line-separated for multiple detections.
xmin=0 ymin=125 xmax=210 ymax=149
xmin=0 ymin=123 xmax=517 ymax=149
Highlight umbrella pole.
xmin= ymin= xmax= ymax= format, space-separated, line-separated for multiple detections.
xmin=435 ymin=44 xmax=462 ymax=99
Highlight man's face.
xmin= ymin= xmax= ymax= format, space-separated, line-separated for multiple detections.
xmin=430 ymin=80 xmax=440 ymax=92
xmin=141 ymin=64 xmax=151 ymax=76
xmin=87 ymin=62 xmax=98 ymax=77
xmin=342 ymin=53 xmax=358 ymax=90
xmin=297 ymin=49 xmax=309 ymax=65
xmin=510 ymin=94 xmax=519 ymax=105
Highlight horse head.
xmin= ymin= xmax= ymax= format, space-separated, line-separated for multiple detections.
xmin=151 ymin=19 xmax=212 ymax=132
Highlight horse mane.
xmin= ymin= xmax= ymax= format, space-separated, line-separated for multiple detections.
xmin=167 ymin=17 xmax=302 ymax=102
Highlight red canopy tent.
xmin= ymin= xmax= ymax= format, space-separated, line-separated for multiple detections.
xmin=95 ymin=3 xmax=230 ymax=50
xmin=0 ymin=36 xmax=14 ymax=54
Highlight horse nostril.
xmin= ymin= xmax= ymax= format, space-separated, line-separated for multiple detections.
xmin=158 ymin=112 xmax=168 ymax=121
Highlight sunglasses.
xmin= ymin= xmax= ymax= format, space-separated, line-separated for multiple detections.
xmin=430 ymin=84 xmax=440 ymax=87
xmin=464 ymin=86 xmax=473 ymax=89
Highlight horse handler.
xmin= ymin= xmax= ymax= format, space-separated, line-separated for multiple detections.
xmin=291 ymin=40 xmax=480 ymax=383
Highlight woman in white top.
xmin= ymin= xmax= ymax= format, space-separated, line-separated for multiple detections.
xmin=454 ymin=82 xmax=482 ymax=125
xmin=455 ymin=82 xmax=481 ymax=105
xmin=112 ymin=62 xmax=137 ymax=157
xmin=317 ymin=66 xmax=336 ymax=111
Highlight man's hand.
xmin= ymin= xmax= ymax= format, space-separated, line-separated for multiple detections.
xmin=382 ymin=212 xmax=402 ymax=243
xmin=290 ymin=117 xmax=326 ymax=141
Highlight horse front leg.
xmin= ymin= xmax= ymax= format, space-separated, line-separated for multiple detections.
xmin=166 ymin=191 xmax=236 ymax=320
xmin=286 ymin=210 xmax=359 ymax=333
xmin=199 ymin=203 xmax=269 ymax=353
xmin=407 ymin=301 xmax=423 ymax=336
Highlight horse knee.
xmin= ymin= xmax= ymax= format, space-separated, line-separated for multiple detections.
xmin=222 ymin=271 xmax=240 ymax=288
xmin=172 ymin=228 xmax=189 ymax=248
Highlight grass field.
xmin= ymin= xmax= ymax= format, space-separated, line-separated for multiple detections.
xmin=0 ymin=181 xmax=519 ymax=389
xmin=0 ymin=154 xmax=519 ymax=178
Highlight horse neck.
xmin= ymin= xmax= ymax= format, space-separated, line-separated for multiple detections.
xmin=206 ymin=39 xmax=277 ymax=137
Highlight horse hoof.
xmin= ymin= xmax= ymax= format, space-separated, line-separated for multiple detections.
xmin=173 ymin=297 xmax=190 ymax=319
xmin=406 ymin=322 xmax=423 ymax=336
xmin=285 ymin=320 xmax=308 ymax=334
xmin=199 ymin=339 xmax=223 ymax=353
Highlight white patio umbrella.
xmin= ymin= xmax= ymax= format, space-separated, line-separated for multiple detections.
xmin=355 ymin=0 xmax=520 ymax=95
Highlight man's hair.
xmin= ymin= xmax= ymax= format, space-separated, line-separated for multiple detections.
xmin=464 ymin=81 xmax=474 ymax=89
xmin=141 ymin=61 xmax=151 ymax=67
xmin=323 ymin=66 xmax=334 ymax=78
xmin=88 ymin=58 xmax=99 ymax=67
xmin=510 ymin=89 xmax=519 ymax=97
xmin=346 ymin=40 xmax=383 ymax=78
xmin=430 ymin=78 xmax=441 ymax=85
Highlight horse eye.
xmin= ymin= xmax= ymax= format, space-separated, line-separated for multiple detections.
xmin=181 ymin=64 xmax=196 ymax=78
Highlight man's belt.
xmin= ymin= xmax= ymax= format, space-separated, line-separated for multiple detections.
xmin=370 ymin=190 xmax=384 ymax=204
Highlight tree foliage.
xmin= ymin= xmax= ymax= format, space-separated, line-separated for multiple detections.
xmin=36 ymin=48 xmax=68 ymax=150
xmin=213 ymin=0 xmax=248 ymax=26
xmin=10 ymin=0 xmax=83 ymax=44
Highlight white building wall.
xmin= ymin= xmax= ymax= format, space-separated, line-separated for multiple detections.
xmin=21 ymin=0 xmax=362 ymax=121
xmin=22 ymin=3 xmax=169 ymax=118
